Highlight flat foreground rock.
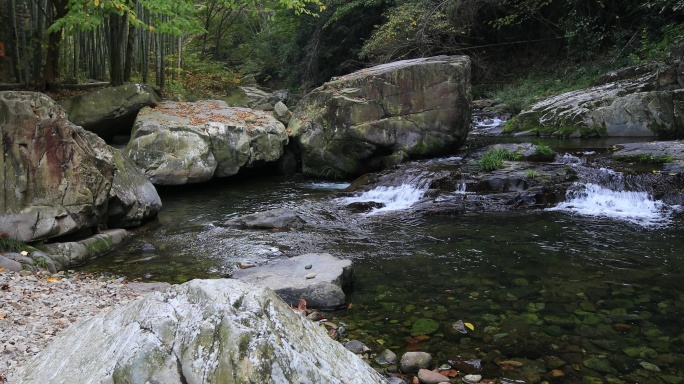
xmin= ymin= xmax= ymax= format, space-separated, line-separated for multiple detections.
xmin=231 ymin=253 xmax=354 ymax=310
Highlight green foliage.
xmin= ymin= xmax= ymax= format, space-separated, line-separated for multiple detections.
xmin=50 ymin=0 xmax=201 ymax=35
xmin=614 ymin=153 xmax=674 ymax=164
xmin=631 ymin=23 xmax=684 ymax=62
xmin=166 ymin=53 xmax=241 ymax=99
xmin=359 ymin=0 xmax=483 ymax=63
xmin=525 ymin=169 xmax=537 ymax=178
xmin=534 ymin=143 xmax=555 ymax=159
xmin=0 ymin=233 xmax=24 ymax=253
xmin=478 ymin=148 xmax=523 ymax=171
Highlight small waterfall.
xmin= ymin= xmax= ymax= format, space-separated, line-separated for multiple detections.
xmin=337 ymin=184 xmax=429 ymax=214
xmin=548 ymin=181 xmax=678 ymax=227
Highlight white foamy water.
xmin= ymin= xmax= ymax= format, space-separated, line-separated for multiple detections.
xmin=547 ymin=183 xmax=676 ymax=227
xmin=474 ymin=117 xmax=505 ymax=128
xmin=337 ymin=184 xmax=427 ymax=214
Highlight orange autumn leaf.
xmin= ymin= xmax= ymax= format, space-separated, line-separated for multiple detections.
xmin=0 ymin=313 xmax=6 ymax=319
xmin=46 ymin=277 xmax=60 ymax=283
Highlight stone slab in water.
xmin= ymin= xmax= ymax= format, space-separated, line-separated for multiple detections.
xmin=221 ymin=208 xmax=304 ymax=229
xmin=231 ymin=253 xmax=354 ymax=310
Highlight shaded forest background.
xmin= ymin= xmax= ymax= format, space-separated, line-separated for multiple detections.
xmin=0 ymin=0 xmax=683 ymax=99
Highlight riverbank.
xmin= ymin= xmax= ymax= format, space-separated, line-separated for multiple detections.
xmin=0 ymin=270 xmax=151 ymax=383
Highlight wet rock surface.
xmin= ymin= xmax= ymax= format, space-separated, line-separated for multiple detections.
xmin=220 ymin=207 xmax=305 ymax=229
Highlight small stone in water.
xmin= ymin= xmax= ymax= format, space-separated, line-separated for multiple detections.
xmin=343 ymin=340 xmax=370 ymax=354
xmin=304 ymin=264 xmax=312 ymax=269
xmin=417 ymin=368 xmax=449 ymax=384
xmin=639 ymin=361 xmax=661 ymax=372
xmin=462 ymin=374 xmax=482 ymax=383
xmin=305 ymin=273 xmax=316 ymax=279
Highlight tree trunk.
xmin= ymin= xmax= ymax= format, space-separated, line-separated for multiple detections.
xmin=123 ymin=7 xmax=137 ymax=82
xmin=42 ymin=0 xmax=68 ymax=90
xmin=8 ymin=0 xmax=22 ymax=83
xmin=106 ymin=14 xmax=125 ymax=86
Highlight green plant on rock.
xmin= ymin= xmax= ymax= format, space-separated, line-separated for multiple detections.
xmin=534 ymin=143 xmax=555 ymax=159
xmin=35 ymin=257 xmax=48 ymax=268
xmin=478 ymin=148 xmax=522 ymax=171
xmin=526 ymin=169 xmax=537 ymax=178
xmin=0 ymin=233 xmax=24 ymax=253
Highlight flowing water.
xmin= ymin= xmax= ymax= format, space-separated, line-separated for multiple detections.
xmin=82 ymin=148 xmax=684 ymax=383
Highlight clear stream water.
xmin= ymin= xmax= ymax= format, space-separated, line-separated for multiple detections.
xmin=82 ymin=144 xmax=684 ymax=383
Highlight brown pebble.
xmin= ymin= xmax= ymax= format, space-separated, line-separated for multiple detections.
xmin=612 ymin=322 xmax=632 ymax=332
xmin=550 ymin=369 xmax=565 ymax=377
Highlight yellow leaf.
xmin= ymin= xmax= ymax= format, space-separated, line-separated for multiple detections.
xmin=464 ymin=322 xmax=475 ymax=331
xmin=46 ymin=277 xmax=60 ymax=283
xmin=149 ymin=25 xmax=155 ymax=32
xmin=94 ymin=0 xmax=99 ymax=6
xmin=0 ymin=268 xmax=4 ymax=272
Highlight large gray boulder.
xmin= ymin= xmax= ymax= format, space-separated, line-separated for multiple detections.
xmin=59 ymin=83 xmax=161 ymax=142
xmin=124 ymin=100 xmax=288 ymax=185
xmin=507 ymin=62 xmax=684 ymax=138
xmin=0 ymin=91 xmax=161 ymax=243
xmin=289 ymin=55 xmax=472 ymax=178
xmin=232 ymin=253 xmax=354 ymax=310
xmin=12 ymin=279 xmax=386 ymax=384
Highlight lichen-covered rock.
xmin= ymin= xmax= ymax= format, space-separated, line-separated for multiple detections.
xmin=0 ymin=92 xmax=161 ymax=243
xmin=124 ymin=100 xmax=288 ymax=185
xmin=58 ymin=83 xmax=161 ymax=142
xmin=12 ymin=279 xmax=387 ymax=384
xmin=507 ymin=62 xmax=684 ymax=138
xmin=289 ymin=55 xmax=472 ymax=178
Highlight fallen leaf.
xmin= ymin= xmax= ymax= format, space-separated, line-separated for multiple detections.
xmin=411 ymin=376 xmax=420 ymax=384
xmin=347 ymin=303 xmax=353 ymax=309
xmin=464 ymin=322 xmax=475 ymax=331
xmin=0 ymin=268 xmax=4 ymax=272
xmin=414 ymin=335 xmax=430 ymax=341
xmin=441 ymin=369 xmax=459 ymax=377
xmin=297 ymin=298 xmax=307 ymax=312
xmin=46 ymin=277 xmax=60 ymax=283
xmin=0 ymin=313 xmax=6 ymax=319
xmin=1 ymin=284 xmax=9 ymax=291
xmin=405 ymin=344 xmax=423 ymax=351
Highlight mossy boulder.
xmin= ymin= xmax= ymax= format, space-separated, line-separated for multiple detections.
xmin=290 ymin=55 xmax=472 ymax=178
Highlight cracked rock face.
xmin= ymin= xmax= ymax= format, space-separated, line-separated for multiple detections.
xmin=0 ymin=91 xmax=161 ymax=242
xmin=289 ymin=55 xmax=472 ymax=178
xmin=12 ymin=279 xmax=388 ymax=384
xmin=124 ymin=100 xmax=288 ymax=185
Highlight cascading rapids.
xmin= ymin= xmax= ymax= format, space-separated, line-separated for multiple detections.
xmin=337 ymin=184 xmax=428 ymax=215
xmin=547 ymin=182 xmax=678 ymax=227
